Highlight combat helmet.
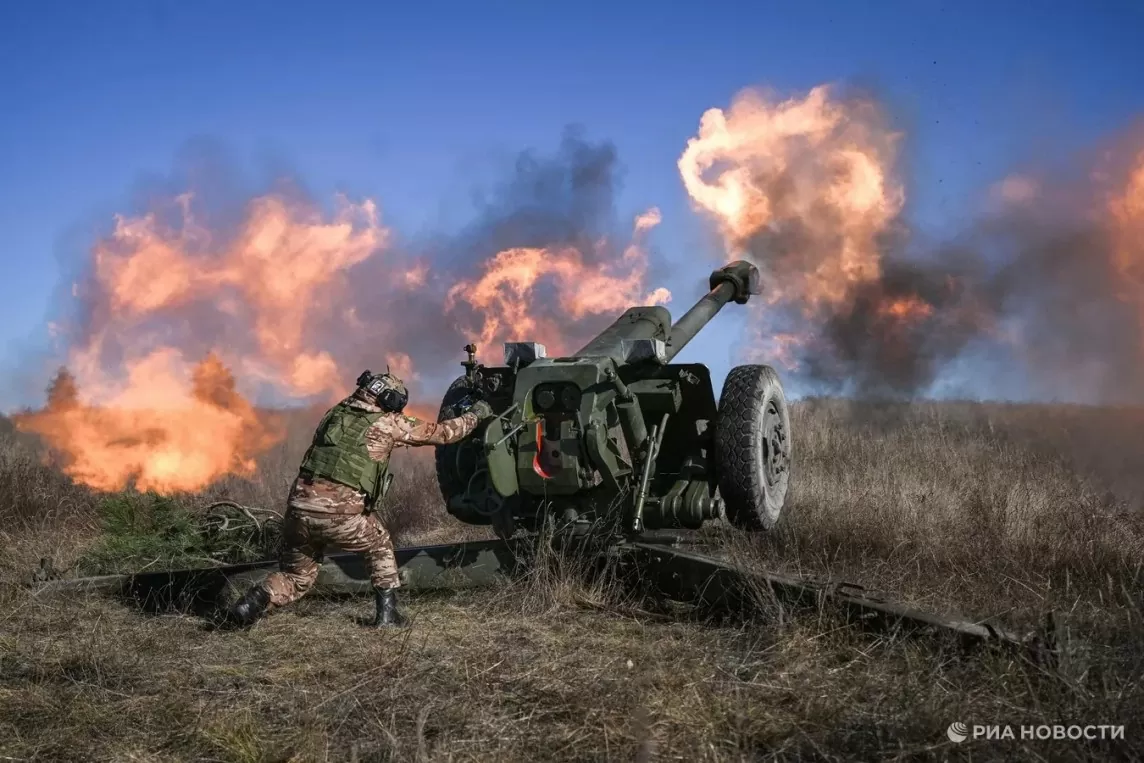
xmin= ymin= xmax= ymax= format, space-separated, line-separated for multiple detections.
xmin=355 ymin=369 xmax=408 ymax=413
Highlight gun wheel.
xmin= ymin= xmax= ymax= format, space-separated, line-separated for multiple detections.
xmin=714 ymin=364 xmax=792 ymax=531
xmin=435 ymin=376 xmax=491 ymax=525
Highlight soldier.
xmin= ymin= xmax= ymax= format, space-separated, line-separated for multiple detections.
xmin=227 ymin=370 xmax=494 ymax=628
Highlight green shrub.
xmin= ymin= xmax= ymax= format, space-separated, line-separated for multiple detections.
xmin=77 ymin=493 xmax=281 ymax=575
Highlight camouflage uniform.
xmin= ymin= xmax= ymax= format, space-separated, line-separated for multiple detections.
xmin=260 ymin=393 xmax=480 ymax=609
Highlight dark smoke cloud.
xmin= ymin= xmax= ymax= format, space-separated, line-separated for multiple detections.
xmin=801 ymin=258 xmax=991 ymax=396
xmin=338 ymin=126 xmax=667 ymax=397
xmin=751 ymin=129 xmax=1144 ymax=405
xmin=446 ymin=125 xmax=622 ymax=262
xmin=344 ymin=127 xmax=634 ymax=383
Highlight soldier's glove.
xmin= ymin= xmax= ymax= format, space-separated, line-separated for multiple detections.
xmin=469 ymin=400 xmax=495 ymax=421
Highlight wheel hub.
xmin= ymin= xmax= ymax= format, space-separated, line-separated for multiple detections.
xmin=464 ymin=468 xmax=516 ymax=538
xmin=762 ymin=402 xmax=790 ymax=487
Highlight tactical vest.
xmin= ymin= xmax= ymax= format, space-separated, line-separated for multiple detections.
xmin=299 ymin=402 xmax=391 ymax=504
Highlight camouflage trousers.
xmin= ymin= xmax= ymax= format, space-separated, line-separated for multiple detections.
xmin=261 ymin=507 xmax=400 ymax=608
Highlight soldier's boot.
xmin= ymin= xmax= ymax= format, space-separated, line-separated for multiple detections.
xmin=228 ymin=585 xmax=271 ymax=627
xmin=372 ymin=586 xmax=408 ymax=627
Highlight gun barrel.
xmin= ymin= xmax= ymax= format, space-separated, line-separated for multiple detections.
xmin=572 ymin=306 xmax=672 ymax=362
xmin=662 ymin=260 xmax=760 ymax=363
xmin=662 ymin=281 xmax=737 ymax=363
xmin=570 ymin=260 xmax=760 ymax=365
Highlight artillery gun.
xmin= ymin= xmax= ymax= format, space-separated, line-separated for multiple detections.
xmin=434 ymin=260 xmax=792 ymax=539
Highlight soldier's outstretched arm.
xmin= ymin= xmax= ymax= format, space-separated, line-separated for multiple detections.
xmin=389 ymin=411 xmax=481 ymax=447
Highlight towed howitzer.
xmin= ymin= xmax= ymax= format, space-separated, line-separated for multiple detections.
xmin=435 ymin=260 xmax=793 ymax=539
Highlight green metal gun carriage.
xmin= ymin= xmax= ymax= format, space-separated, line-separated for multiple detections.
xmin=435 ymin=260 xmax=793 ymax=540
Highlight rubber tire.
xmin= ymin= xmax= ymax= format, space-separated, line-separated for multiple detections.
xmin=714 ymin=365 xmax=792 ymax=531
xmin=434 ymin=376 xmax=475 ymax=501
xmin=434 ymin=376 xmax=494 ymax=525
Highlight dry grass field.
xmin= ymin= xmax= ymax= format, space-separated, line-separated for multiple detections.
xmin=0 ymin=400 xmax=1141 ymax=761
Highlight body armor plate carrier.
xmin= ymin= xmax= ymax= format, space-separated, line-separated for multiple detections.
xmin=299 ymin=402 xmax=391 ymax=506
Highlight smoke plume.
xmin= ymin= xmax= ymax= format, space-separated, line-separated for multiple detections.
xmin=679 ymin=84 xmax=1144 ymax=403
xmin=13 ymin=129 xmax=670 ymax=492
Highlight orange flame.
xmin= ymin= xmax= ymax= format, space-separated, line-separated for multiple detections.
xmin=877 ymin=295 xmax=935 ymax=323
xmin=14 ymin=191 xmax=421 ymax=493
xmin=444 ymin=208 xmax=671 ymax=354
xmin=16 ymin=354 xmax=281 ymax=493
xmin=1108 ymin=146 xmax=1144 ymax=337
xmin=90 ymin=192 xmax=390 ymax=397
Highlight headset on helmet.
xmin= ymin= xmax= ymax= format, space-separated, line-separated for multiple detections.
xmin=356 ymin=369 xmax=408 ymax=413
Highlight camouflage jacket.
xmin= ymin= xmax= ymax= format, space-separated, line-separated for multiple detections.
xmin=288 ymin=395 xmax=479 ymax=515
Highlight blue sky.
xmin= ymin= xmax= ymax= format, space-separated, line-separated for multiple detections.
xmin=2 ymin=1 xmax=1143 ymax=407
